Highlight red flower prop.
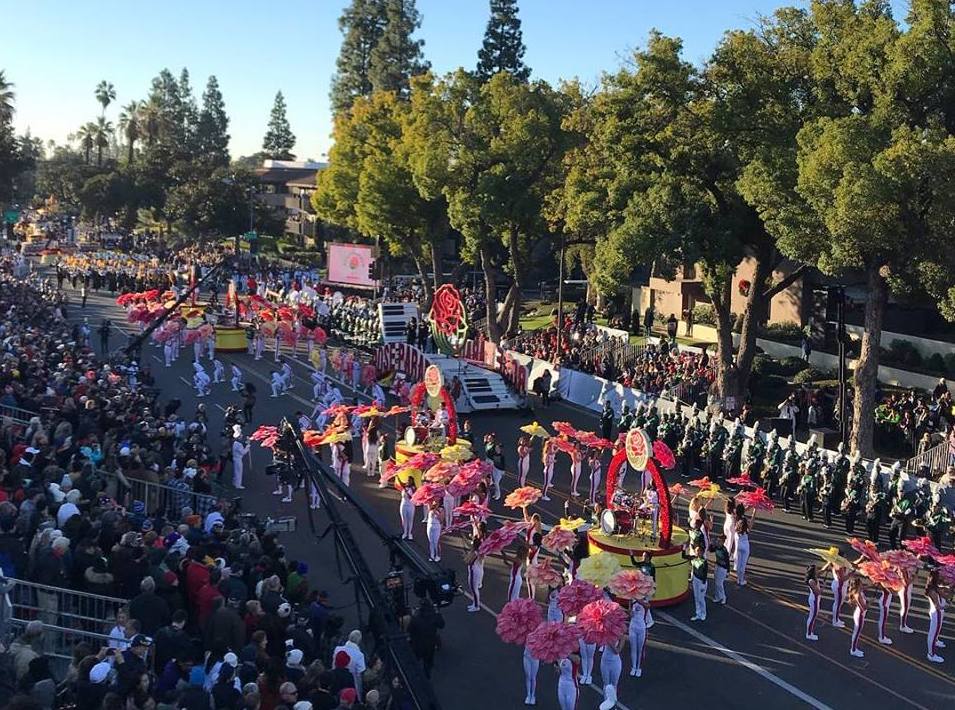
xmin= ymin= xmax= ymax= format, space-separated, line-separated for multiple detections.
xmin=935 ymin=553 xmax=955 ymax=567
xmin=525 ymin=621 xmax=580 ymax=663
xmin=858 ymin=560 xmax=905 ymax=593
xmin=847 ymin=537 xmax=880 ymax=563
xmin=410 ymin=483 xmax=445 ymax=507
xmin=496 ymin=599 xmax=543 ymax=646
xmin=322 ymin=403 xmax=353 ymax=417
xmin=688 ymin=476 xmax=713 ymax=489
xmin=301 ymin=430 xmax=325 ymax=449
xmin=577 ymin=432 xmax=613 ymax=449
xmin=881 ymin=549 xmax=919 ymax=575
xmin=402 ymin=453 xmax=441 ymax=475
xmin=478 ymin=525 xmax=521 ymax=557
xmin=576 ymin=599 xmax=628 ymax=646
xmin=526 ymin=559 xmax=564 ymax=589
xmin=652 ymin=440 xmax=676 ymax=469
xmin=385 ymin=405 xmax=410 ymax=417
xmin=453 ymin=501 xmax=490 ymax=520
xmin=551 ymin=438 xmax=578 ymax=456
xmin=735 ymin=487 xmax=775 ymax=511
xmin=423 ymin=461 xmax=458 ymax=483
xmin=725 ymin=473 xmax=757 ymax=488
xmin=557 ymin=578 xmax=603 ymax=616
xmin=939 ymin=565 xmax=955 ymax=586
xmin=428 ymin=283 xmax=468 ymax=338
xmin=668 ymin=483 xmax=685 ymax=499
xmin=902 ymin=536 xmax=940 ymax=559
xmin=608 ymin=569 xmax=657 ymax=601
xmin=505 ymin=486 xmax=542 ymax=510
xmin=250 ymin=426 xmax=280 ymax=449
xmin=447 ymin=468 xmax=485 ymax=498
xmin=380 ymin=460 xmax=399 ymax=483
xmin=552 ymin=421 xmax=579 ymax=439
xmin=542 ymin=527 xmax=577 ymax=553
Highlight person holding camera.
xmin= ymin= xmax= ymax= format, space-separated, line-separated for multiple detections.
xmin=407 ymin=600 xmax=445 ymax=679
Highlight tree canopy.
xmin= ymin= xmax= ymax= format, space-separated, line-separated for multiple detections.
xmin=262 ymin=91 xmax=295 ymax=160
xmin=475 ymin=0 xmax=530 ymax=82
xmin=330 ymin=0 xmax=388 ymax=115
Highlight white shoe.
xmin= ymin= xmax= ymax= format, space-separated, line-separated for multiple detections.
xmin=273 ymin=489 xmax=283 ymax=495
xmin=833 ymin=620 xmax=846 ymax=628
xmin=900 ymin=626 xmax=914 ymax=634
xmin=850 ymin=649 xmax=864 ymax=658
xmin=542 ymin=496 xmax=551 ymax=501
xmin=467 ymin=605 xmax=479 ymax=612
xmin=647 ymin=619 xmax=654 ymax=628
xmin=878 ymin=637 xmax=893 ymax=646
xmin=281 ymin=496 xmax=292 ymax=503
xmin=927 ymin=653 xmax=945 ymax=663
xmin=936 ymin=639 xmax=946 ymax=648
xmin=806 ymin=634 xmax=818 ymax=641
xmin=234 ymin=485 xmax=245 ymax=490
xmin=690 ymin=616 xmax=700 ymax=622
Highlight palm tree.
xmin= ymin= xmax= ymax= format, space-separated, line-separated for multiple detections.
xmin=95 ymin=80 xmax=116 ymax=118
xmin=118 ymin=100 xmax=142 ymax=164
xmin=77 ymin=122 xmax=96 ymax=164
xmin=139 ymin=98 xmax=162 ymax=146
xmin=94 ymin=116 xmax=113 ymax=166
xmin=0 ymin=70 xmax=14 ymax=123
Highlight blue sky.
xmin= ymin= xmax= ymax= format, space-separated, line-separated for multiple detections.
xmin=4 ymin=0 xmax=909 ymax=160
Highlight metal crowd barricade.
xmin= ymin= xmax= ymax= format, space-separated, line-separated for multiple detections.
xmin=102 ymin=470 xmax=220 ymax=521
xmin=0 ymin=402 xmax=42 ymax=426
xmin=5 ymin=577 xmax=130 ymax=662
xmin=905 ymin=440 xmax=950 ymax=475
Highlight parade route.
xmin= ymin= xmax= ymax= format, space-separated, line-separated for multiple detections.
xmin=70 ymin=284 xmax=955 ymax=710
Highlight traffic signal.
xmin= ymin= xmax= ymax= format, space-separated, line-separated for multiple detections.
xmin=368 ymin=260 xmax=376 ymax=281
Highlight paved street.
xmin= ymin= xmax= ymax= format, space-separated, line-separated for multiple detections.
xmin=68 ymin=283 xmax=955 ymax=710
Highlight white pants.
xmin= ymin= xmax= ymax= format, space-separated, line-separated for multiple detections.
xmin=557 ymin=680 xmax=577 ymax=710
xmin=831 ymin=578 xmax=846 ymax=624
xmin=523 ymin=647 xmax=539 ymax=702
xmin=231 ymin=374 xmax=242 ymax=391
xmin=400 ymin=499 xmax=414 ymax=539
xmin=714 ymin=566 xmax=727 ymax=602
xmin=213 ymin=364 xmax=224 ymax=383
xmin=692 ymin=577 xmax=707 ymax=620
xmin=491 ymin=467 xmax=503 ymax=499
xmin=426 ymin=520 xmax=441 ymax=561
xmin=468 ymin=561 xmax=484 ymax=608
xmin=928 ymin=604 xmax=942 ymax=656
xmin=629 ymin=623 xmax=646 ymax=673
xmin=898 ymin=584 xmax=913 ymax=629
xmin=365 ymin=444 xmax=379 ymax=475
xmin=579 ymin=639 xmax=596 ymax=681
xmin=232 ymin=459 xmax=244 ymax=488
xmin=599 ymin=648 xmax=621 ymax=691
xmin=878 ymin=591 xmax=891 ymax=641
xmin=271 ymin=381 xmax=283 ymax=397
xmin=518 ymin=457 xmax=529 ymax=486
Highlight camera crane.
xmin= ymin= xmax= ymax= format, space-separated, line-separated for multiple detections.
xmin=278 ymin=418 xmax=452 ymax=710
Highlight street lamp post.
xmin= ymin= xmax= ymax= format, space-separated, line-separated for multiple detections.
xmin=556 ymin=232 xmax=566 ymax=358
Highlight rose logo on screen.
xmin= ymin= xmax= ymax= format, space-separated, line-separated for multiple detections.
xmin=347 ymin=253 xmax=361 ymax=271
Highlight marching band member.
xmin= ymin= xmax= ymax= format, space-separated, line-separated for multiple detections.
xmin=686 ymin=542 xmax=708 ymax=621
xmin=230 ymin=364 xmax=243 ymax=392
xmin=628 ymin=598 xmax=649 ymax=677
xmin=587 ymin=449 xmax=602 ymax=506
xmin=399 ymin=481 xmax=415 ymax=540
xmin=254 ymin=328 xmax=265 ymax=360
xmin=426 ymin=501 xmax=443 ymax=562
xmin=848 ymin=576 xmax=867 ymax=658
xmin=805 ymin=565 xmax=821 ymax=640
xmin=517 ymin=436 xmax=531 ymax=487
xmin=193 ymin=363 xmax=210 ymax=397
xmin=280 ymin=361 xmax=294 ymax=391
xmin=212 ymin=358 xmax=224 ymax=384
xmin=231 ymin=433 xmax=250 ymax=490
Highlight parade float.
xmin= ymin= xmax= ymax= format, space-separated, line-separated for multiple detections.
xmin=587 ymin=428 xmax=690 ymax=606
xmin=392 ymin=364 xmax=470 ymax=487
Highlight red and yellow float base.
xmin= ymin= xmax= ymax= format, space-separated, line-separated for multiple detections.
xmin=215 ymin=326 xmax=247 ymax=353
xmin=587 ymin=526 xmax=689 ymax=607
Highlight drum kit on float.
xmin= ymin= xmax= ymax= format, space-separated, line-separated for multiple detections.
xmin=599 ymin=488 xmax=656 ymax=539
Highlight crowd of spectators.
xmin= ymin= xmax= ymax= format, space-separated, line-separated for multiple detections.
xmin=0 ymin=262 xmax=411 ymax=710
xmin=875 ymin=380 xmax=954 ymax=455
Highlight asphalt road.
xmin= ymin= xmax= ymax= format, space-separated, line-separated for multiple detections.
xmin=63 ymin=282 xmax=955 ymax=710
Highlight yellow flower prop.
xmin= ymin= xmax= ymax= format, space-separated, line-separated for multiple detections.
xmin=322 ymin=432 xmax=351 ymax=445
xmin=520 ymin=422 xmax=551 ymax=439
xmin=576 ymin=551 xmax=621 ymax=588
xmin=558 ymin=517 xmax=587 ymax=531
xmin=440 ymin=445 xmax=472 ymax=462
xmin=808 ymin=546 xmax=854 ymax=569
xmin=695 ymin=484 xmax=724 ymax=500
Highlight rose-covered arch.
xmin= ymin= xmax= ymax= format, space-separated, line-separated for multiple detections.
xmin=409 ymin=381 xmax=458 ymax=444
xmin=605 ymin=448 xmax=674 ymax=548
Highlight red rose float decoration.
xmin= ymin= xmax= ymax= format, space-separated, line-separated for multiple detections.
xmin=526 ymin=559 xmax=564 ymax=589
xmin=652 ymin=440 xmax=676 ymax=470
xmin=250 ymin=425 xmax=280 ymax=449
xmin=505 ymin=486 xmax=542 ymax=510
xmin=902 ymin=536 xmax=940 ymax=559
xmin=847 ymin=537 xmax=880 ymax=563
xmin=735 ymin=487 xmax=775 ymax=512
xmin=428 ymin=284 xmax=468 ymax=354
xmin=410 ymin=483 xmax=445 ymax=506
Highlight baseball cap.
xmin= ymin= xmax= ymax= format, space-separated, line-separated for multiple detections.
xmin=130 ymin=634 xmax=153 ymax=647
xmin=223 ymin=652 xmax=238 ymax=667
xmin=89 ymin=661 xmax=111 ymax=684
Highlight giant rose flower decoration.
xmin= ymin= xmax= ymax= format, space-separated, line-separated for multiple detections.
xmin=505 ymin=486 xmax=542 ymax=510
xmin=526 ymin=559 xmax=564 ymax=589
xmin=496 ymin=599 xmax=543 ymax=645
xmin=577 ymin=551 xmax=621 ymax=588
xmin=557 ymin=578 xmax=603 ymax=616
xmin=428 ymin=283 xmax=468 ymax=353
xmin=541 ymin=527 xmax=577 ymax=553
xmin=410 ymin=483 xmax=445 ymax=506
xmin=608 ymin=569 xmax=657 ymax=601
xmin=576 ymin=599 xmax=628 ymax=645
xmin=525 ymin=621 xmax=580 ymax=663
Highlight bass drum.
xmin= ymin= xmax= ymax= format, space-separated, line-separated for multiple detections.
xmin=599 ymin=509 xmax=634 ymax=536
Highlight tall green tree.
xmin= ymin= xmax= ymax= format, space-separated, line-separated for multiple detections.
xmin=475 ymin=0 xmax=530 ymax=82
xmin=95 ymin=80 xmax=116 ymax=117
xmin=330 ymin=0 xmax=387 ymax=115
xmin=368 ymin=0 xmax=430 ymax=98
xmin=197 ymin=75 xmax=230 ymax=167
xmin=262 ymin=91 xmax=295 ymax=160
xmin=0 ymin=71 xmax=13 ymax=123
xmin=747 ymin=0 xmax=955 ymax=455
xmin=177 ymin=68 xmax=200 ymax=155
xmin=118 ymin=101 xmax=141 ymax=164
xmin=76 ymin=122 xmax=96 ymax=165
xmin=93 ymin=116 xmax=113 ymax=166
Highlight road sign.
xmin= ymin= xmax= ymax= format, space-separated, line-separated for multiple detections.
xmin=241 ymin=230 xmax=257 ymax=241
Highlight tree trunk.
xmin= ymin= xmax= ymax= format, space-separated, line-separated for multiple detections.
xmin=127 ymin=139 xmax=135 ymax=164
xmin=735 ymin=256 xmax=773 ymax=396
xmin=709 ymin=276 xmax=739 ymax=407
xmin=480 ymin=244 xmax=502 ymax=343
xmin=429 ymin=241 xmax=443 ymax=295
xmin=850 ymin=264 xmax=888 ymax=457
xmin=412 ymin=254 xmax=434 ymax=308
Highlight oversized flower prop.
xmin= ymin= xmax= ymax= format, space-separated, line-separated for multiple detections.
xmin=447 ymin=467 xmax=486 ymax=497
xmin=558 ymin=517 xmax=587 ymax=531
xmin=939 ymin=565 xmax=955 ymax=586
xmin=902 ymin=536 xmax=940 ymax=559
xmin=478 ymin=522 xmax=527 ymax=557
xmin=847 ymin=537 xmax=880 ymax=563
xmin=423 ymin=461 xmax=458 ymax=483
xmin=520 ymin=422 xmax=551 ymax=439
xmin=525 ymin=621 xmax=580 ymax=663
xmin=250 ymin=425 xmax=280 ymax=449
xmin=808 ymin=546 xmax=853 ymax=569
xmin=505 ymin=486 xmax=542 ymax=510
xmin=726 ymin=473 xmax=757 ymax=488
xmin=608 ymin=569 xmax=657 ymax=601
xmin=526 ymin=559 xmax=564 ymax=589
xmin=576 ymin=599 xmax=628 ymax=646
xmin=452 ymin=501 xmax=490 ymax=519
xmin=439 ymin=444 xmax=471 ymax=462
xmin=735 ymin=487 xmax=774 ymax=512
xmin=557 ymin=578 xmax=603 ymax=616
xmin=552 ymin=421 xmax=579 ymax=439
xmin=881 ymin=549 xmax=919 ymax=575
xmin=577 ymin=551 xmax=621 ymax=588
xmin=496 ymin=599 xmax=543 ymax=645
xmin=541 ymin=526 xmax=577 ymax=553
xmin=410 ymin=483 xmax=446 ymax=507
xmin=428 ymin=283 xmax=468 ymax=354
xmin=652 ymin=440 xmax=676 ymax=469
xmin=858 ymin=560 xmax=904 ymax=593
xmin=668 ymin=483 xmax=685 ymax=499
xmin=688 ymin=476 xmax=714 ymax=489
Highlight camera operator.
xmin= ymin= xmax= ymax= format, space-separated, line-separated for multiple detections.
xmin=407 ymin=598 xmax=445 ymax=679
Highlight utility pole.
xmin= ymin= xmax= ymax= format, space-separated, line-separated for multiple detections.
xmin=836 ymin=286 xmax=849 ymax=445
xmin=555 ymin=233 xmax=566 ymax=357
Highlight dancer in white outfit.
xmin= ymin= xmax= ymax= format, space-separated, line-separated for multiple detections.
xmin=206 ymin=332 xmax=215 ymax=360
xmin=587 ymin=450 xmax=602 ymax=506
xmin=399 ymin=483 xmax=415 ymax=540
xmin=578 ymin=637 xmax=596 ymax=686
xmin=270 ymin=371 xmax=284 ymax=398
xmin=163 ymin=339 xmax=175 ymax=367
xmin=212 ymin=359 xmax=224 ymax=384
xmin=466 ymin=541 xmax=485 ymax=612
xmin=230 ymin=364 xmax=243 ymax=392
xmin=281 ymin=362 xmax=294 ymax=390
xmin=193 ymin=367 xmax=210 ymax=397
xmin=830 ymin=564 xmax=849 ymax=627
xmin=734 ymin=515 xmax=751 ymax=586
xmin=723 ymin=500 xmax=737 ymax=561
xmin=541 ymin=440 xmax=556 ymax=502
xmin=599 ymin=638 xmax=623 ymax=696
xmin=522 ymin=644 xmax=539 ymax=706
xmin=898 ymin=568 xmax=915 ymax=633
xmin=426 ymin=503 xmax=442 ymax=562
xmin=555 ymin=656 xmax=579 ymax=710
xmin=311 ymin=370 xmax=326 ymax=400
xmin=926 ymin=570 xmax=946 ymax=663
xmin=629 ymin=599 xmax=649 ymax=676
xmin=805 ymin=565 xmax=821 ymax=640
xmin=231 ymin=434 xmax=250 ymax=489
xmin=517 ymin=437 xmax=531 ymax=487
